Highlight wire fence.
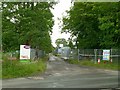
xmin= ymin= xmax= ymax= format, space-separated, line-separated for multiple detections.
xmin=30 ymin=49 xmax=46 ymax=60
xmin=3 ymin=49 xmax=46 ymax=60
xmin=68 ymin=49 xmax=119 ymax=64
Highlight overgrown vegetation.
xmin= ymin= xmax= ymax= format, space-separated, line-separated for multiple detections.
xmin=2 ymin=2 xmax=55 ymax=53
xmin=1 ymin=2 xmax=54 ymax=78
xmin=2 ymin=54 xmax=47 ymax=79
xmin=67 ymin=59 xmax=119 ymax=70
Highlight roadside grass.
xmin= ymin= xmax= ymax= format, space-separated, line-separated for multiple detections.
xmin=67 ymin=59 xmax=119 ymax=71
xmin=0 ymin=52 xmax=2 ymax=79
xmin=2 ymin=53 xmax=48 ymax=79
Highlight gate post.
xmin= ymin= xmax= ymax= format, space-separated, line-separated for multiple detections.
xmin=78 ymin=49 xmax=79 ymax=61
xmin=94 ymin=49 xmax=97 ymax=64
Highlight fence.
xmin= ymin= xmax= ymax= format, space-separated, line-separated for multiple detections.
xmin=68 ymin=49 xmax=119 ymax=64
xmin=4 ymin=49 xmax=46 ymax=60
xmin=69 ymin=49 xmax=78 ymax=60
xmin=30 ymin=49 xmax=46 ymax=60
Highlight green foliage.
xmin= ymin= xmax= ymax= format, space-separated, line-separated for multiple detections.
xmin=55 ymin=38 xmax=67 ymax=47
xmin=68 ymin=40 xmax=74 ymax=49
xmin=68 ymin=59 xmax=119 ymax=70
xmin=2 ymin=2 xmax=54 ymax=52
xmin=2 ymin=59 xmax=46 ymax=79
xmin=62 ymin=2 xmax=120 ymax=49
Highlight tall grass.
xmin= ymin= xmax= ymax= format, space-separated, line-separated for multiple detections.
xmin=2 ymin=60 xmax=46 ymax=79
xmin=2 ymin=53 xmax=47 ymax=79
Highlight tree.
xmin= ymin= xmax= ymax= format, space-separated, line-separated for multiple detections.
xmin=68 ymin=40 xmax=74 ymax=49
xmin=97 ymin=2 xmax=120 ymax=48
xmin=55 ymin=38 xmax=67 ymax=47
xmin=2 ymin=2 xmax=55 ymax=53
xmin=62 ymin=2 xmax=120 ymax=49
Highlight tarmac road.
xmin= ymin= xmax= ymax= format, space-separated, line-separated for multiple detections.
xmin=2 ymin=56 xmax=119 ymax=88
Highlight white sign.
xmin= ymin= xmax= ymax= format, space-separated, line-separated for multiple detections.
xmin=103 ymin=50 xmax=110 ymax=60
xmin=20 ymin=45 xmax=30 ymax=59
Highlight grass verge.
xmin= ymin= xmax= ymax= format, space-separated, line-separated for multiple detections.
xmin=67 ymin=59 xmax=120 ymax=71
xmin=2 ymin=57 xmax=47 ymax=79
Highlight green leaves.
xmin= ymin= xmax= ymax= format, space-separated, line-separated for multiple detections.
xmin=62 ymin=2 xmax=120 ymax=49
xmin=2 ymin=2 xmax=54 ymax=52
xmin=55 ymin=38 xmax=67 ymax=47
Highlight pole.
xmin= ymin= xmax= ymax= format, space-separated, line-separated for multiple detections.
xmin=94 ymin=49 xmax=97 ymax=64
xmin=110 ymin=49 xmax=112 ymax=63
xmin=78 ymin=49 xmax=79 ymax=61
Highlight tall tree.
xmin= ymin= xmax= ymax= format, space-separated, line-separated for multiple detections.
xmin=62 ymin=2 xmax=120 ymax=49
xmin=2 ymin=2 xmax=54 ymax=53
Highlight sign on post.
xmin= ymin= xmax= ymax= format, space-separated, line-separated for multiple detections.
xmin=20 ymin=45 xmax=30 ymax=60
xmin=103 ymin=50 xmax=110 ymax=60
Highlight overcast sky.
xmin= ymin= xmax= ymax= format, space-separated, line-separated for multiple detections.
xmin=50 ymin=0 xmax=72 ymax=47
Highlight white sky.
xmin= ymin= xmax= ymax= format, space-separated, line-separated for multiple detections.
xmin=50 ymin=0 xmax=72 ymax=47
